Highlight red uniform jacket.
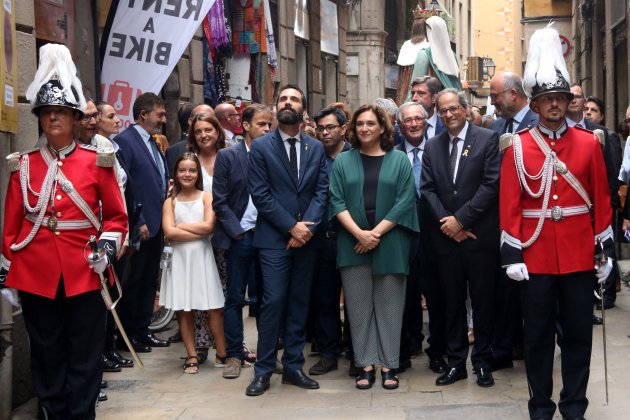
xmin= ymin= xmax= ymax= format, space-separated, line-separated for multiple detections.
xmin=2 ymin=144 xmax=128 ymax=298
xmin=500 ymin=126 xmax=613 ymax=275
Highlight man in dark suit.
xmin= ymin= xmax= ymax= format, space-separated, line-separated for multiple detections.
xmin=410 ymin=76 xmax=446 ymax=140
xmin=245 ymin=85 xmax=329 ymax=396
xmin=488 ymin=71 xmax=536 ymax=370
xmin=420 ymin=89 xmax=501 ymax=388
xmin=490 ymin=71 xmax=538 ymax=134
xmin=394 ymin=101 xmax=448 ymax=375
xmin=214 ymin=104 xmax=272 ymax=379
xmin=165 ymin=103 xmax=214 ymax=178
xmin=116 ymin=93 xmax=170 ymax=352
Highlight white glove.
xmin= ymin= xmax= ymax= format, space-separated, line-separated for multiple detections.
xmin=595 ymin=257 xmax=613 ymax=283
xmin=506 ymin=263 xmax=529 ymax=281
xmin=88 ymin=253 xmax=109 ymax=274
xmin=0 ymin=288 xmax=20 ymax=307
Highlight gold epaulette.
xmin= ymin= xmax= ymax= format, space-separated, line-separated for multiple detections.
xmin=6 ymin=149 xmax=38 ymax=172
xmin=93 ymin=134 xmax=116 ymax=168
xmin=499 ymin=133 xmax=513 ymax=153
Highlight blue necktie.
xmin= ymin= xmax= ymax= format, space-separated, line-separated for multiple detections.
xmin=424 ymin=122 xmax=432 ymax=140
xmin=149 ymin=137 xmax=165 ymax=180
xmin=412 ymin=147 xmax=421 ymax=197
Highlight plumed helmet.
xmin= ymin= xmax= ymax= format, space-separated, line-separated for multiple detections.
xmin=523 ymin=23 xmax=573 ymax=101
xmin=25 ymin=43 xmax=86 ymax=117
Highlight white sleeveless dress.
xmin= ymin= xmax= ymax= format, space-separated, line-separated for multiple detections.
xmin=159 ymin=193 xmax=224 ymax=310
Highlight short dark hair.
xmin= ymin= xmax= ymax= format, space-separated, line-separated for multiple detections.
xmin=187 ymin=113 xmax=226 ymax=153
xmin=348 ymin=104 xmax=393 ymax=152
xmin=276 ymin=84 xmax=307 ymax=110
xmin=313 ymin=107 xmax=347 ymax=126
xmin=178 ymin=102 xmax=194 ymax=132
xmin=242 ymin=103 xmax=272 ymax=126
xmin=585 ymin=96 xmax=604 ymax=114
xmin=411 ymin=76 xmax=443 ymax=96
xmin=133 ymin=93 xmax=164 ymax=120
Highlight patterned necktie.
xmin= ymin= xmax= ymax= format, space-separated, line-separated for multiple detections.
xmin=287 ymin=137 xmax=298 ymax=182
xmin=424 ymin=122 xmax=432 ymax=140
xmin=149 ymin=137 xmax=165 ymax=180
xmin=449 ymin=137 xmax=460 ymax=182
xmin=412 ymin=148 xmax=421 ymax=197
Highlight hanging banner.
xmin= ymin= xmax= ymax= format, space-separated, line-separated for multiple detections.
xmin=1 ymin=0 xmax=18 ymax=133
xmin=100 ymin=0 xmax=215 ymax=129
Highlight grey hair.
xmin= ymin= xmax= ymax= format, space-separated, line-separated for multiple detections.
xmin=373 ymin=97 xmax=398 ymax=117
xmin=503 ymin=73 xmax=528 ymax=98
xmin=435 ymin=88 xmax=468 ymax=109
xmin=396 ymin=101 xmax=428 ymax=123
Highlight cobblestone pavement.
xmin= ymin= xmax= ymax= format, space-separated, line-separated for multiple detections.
xmin=12 ymin=261 xmax=630 ymax=419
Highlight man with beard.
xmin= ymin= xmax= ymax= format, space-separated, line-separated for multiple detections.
xmin=116 ymin=93 xmax=170 ymax=353
xmin=395 ymin=101 xmax=448 ymax=375
xmin=500 ymin=25 xmax=613 ymax=419
xmin=306 ymin=106 xmax=351 ymax=376
xmin=245 ymin=85 xmax=329 ymax=396
xmin=489 ymin=72 xmax=538 ymax=135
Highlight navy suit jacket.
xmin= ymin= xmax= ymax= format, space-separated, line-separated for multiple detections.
xmin=212 ymin=141 xmax=251 ymax=250
xmin=434 ymin=114 xmax=446 ymax=137
xmin=248 ymin=129 xmax=329 ymax=249
xmin=490 ymin=107 xmax=538 ymax=134
xmin=420 ymin=124 xmax=500 ymax=255
xmin=116 ymin=125 xmax=168 ymax=237
xmin=584 ymin=119 xmax=619 ymax=209
xmin=165 ymin=140 xmax=188 ymax=180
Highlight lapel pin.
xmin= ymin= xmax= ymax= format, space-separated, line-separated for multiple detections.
xmin=462 ymin=149 xmax=469 ymax=157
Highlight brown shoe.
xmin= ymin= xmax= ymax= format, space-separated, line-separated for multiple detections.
xmin=223 ymin=357 xmax=241 ymax=379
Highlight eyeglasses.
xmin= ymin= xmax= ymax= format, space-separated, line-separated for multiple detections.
xmin=489 ymin=89 xmax=511 ymax=101
xmin=402 ymin=116 xmax=425 ymax=126
xmin=315 ymin=124 xmax=340 ymax=132
xmin=572 ymin=94 xmax=584 ymax=100
xmin=82 ymin=112 xmax=101 ymax=123
xmin=437 ymin=105 xmax=463 ymax=116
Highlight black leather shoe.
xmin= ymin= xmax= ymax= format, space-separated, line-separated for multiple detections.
xmin=348 ymin=360 xmax=360 ymax=377
xmin=245 ymin=375 xmax=270 ymax=396
xmin=168 ymin=330 xmax=182 ymax=343
xmin=596 ymin=298 xmax=615 ymax=310
xmin=105 ymin=350 xmax=134 ymax=368
xmin=436 ymin=367 xmax=468 ymax=386
xmin=491 ymin=357 xmax=513 ymax=372
xmin=101 ymin=380 xmax=108 ymax=389
xmin=118 ymin=337 xmax=152 ymax=353
xmin=476 ymin=367 xmax=495 ymax=387
xmin=429 ymin=355 xmax=448 ymax=374
xmin=102 ymin=354 xmax=121 ymax=372
xmin=142 ymin=333 xmax=170 ymax=347
xmin=592 ymin=315 xmax=603 ymax=325
xmin=308 ymin=357 xmax=338 ymax=375
xmin=281 ymin=369 xmax=320 ymax=389
xmin=98 ymin=391 xmax=108 ymax=402
xmin=397 ymin=358 xmax=412 ymax=374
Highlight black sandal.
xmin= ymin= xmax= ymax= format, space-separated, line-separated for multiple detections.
xmin=355 ymin=367 xmax=376 ymax=390
xmin=183 ymin=356 xmax=199 ymax=374
xmin=381 ymin=369 xmax=399 ymax=390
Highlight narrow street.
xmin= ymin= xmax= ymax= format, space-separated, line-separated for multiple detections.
xmin=12 ymin=265 xmax=630 ymax=419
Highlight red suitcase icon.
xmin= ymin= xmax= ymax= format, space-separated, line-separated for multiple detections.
xmin=106 ymin=81 xmax=134 ymax=116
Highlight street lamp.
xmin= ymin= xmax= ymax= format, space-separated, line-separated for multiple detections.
xmin=428 ymin=0 xmax=443 ymax=12
xmin=485 ymin=57 xmax=496 ymax=79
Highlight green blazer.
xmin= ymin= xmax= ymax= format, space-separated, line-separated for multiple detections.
xmin=406 ymin=48 xmax=462 ymax=102
xmin=329 ymin=148 xmax=419 ymax=275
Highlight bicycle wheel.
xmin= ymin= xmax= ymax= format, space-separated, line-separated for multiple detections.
xmin=150 ymin=305 xmax=174 ymax=331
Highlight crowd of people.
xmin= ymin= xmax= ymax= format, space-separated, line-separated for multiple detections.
xmin=0 ymin=23 xmax=626 ymax=420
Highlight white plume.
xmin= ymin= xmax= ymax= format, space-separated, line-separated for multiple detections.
xmin=523 ymin=22 xmax=569 ymax=96
xmin=25 ymin=43 xmax=86 ymax=110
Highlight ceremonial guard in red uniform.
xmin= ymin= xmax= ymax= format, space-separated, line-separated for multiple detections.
xmin=0 ymin=44 xmax=127 ymax=419
xmin=499 ymin=26 xmax=613 ymax=420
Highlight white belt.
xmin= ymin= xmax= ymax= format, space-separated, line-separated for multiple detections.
xmin=522 ymin=205 xmax=590 ymax=221
xmin=26 ymin=213 xmax=93 ymax=230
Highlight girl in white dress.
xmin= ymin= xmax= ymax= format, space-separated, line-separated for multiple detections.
xmin=160 ymin=152 xmax=226 ymax=374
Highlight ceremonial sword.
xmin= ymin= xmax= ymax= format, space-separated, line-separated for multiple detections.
xmin=89 ymin=236 xmax=144 ymax=368
xmin=594 ymin=238 xmax=608 ymax=405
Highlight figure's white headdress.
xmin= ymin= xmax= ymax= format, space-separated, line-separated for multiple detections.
xmin=426 ymin=16 xmax=459 ymax=77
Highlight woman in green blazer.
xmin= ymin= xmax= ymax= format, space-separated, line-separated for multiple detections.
xmin=329 ymin=104 xmax=419 ymax=390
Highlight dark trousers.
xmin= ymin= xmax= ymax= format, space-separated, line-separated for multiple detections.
xmin=105 ymin=254 xmax=129 ymax=351
xmin=118 ymin=232 xmax=162 ymax=338
xmin=224 ymin=230 xmax=261 ymax=359
xmin=309 ymin=235 xmax=342 ymax=358
xmin=520 ymin=271 xmax=594 ymax=419
xmin=438 ymin=248 xmax=496 ymax=369
xmin=419 ymin=235 xmax=446 ymax=358
xmin=400 ymin=235 xmax=424 ymax=363
xmin=254 ymin=245 xmax=316 ymax=377
xmin=492 ymin=268 xmax=523 ymax=362
xmin=21 ymin=285 xmax=105 ymax=420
